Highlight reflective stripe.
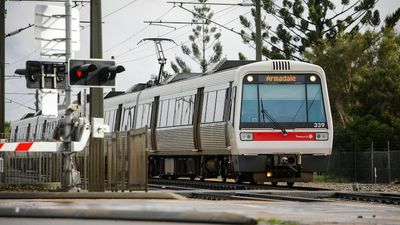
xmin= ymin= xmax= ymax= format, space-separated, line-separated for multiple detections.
xmin=253 ymin=132 xmax=316 ymax=141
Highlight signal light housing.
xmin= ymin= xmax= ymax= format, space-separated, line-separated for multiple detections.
xmin=68 ymin=59 xmax=125 ymax=87
xmin=15 ymin=61 xmax=66 ymax=89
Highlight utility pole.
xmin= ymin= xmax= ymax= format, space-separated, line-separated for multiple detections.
xmin=89 ymin=0 xmax=105 ymax=192
xmin=62 ymin=0 xmax=74 ymax=190
xmin=0 ymin=0 xmax=5 ymax=137
xmin=255 ymin=0 xmax=262 ymax=61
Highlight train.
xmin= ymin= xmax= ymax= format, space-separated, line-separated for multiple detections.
xmin=9 ymin=60 xmax=333 ymax=186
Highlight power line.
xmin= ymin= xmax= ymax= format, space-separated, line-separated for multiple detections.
xmin=6 ymin=92 xmax=35 ymax=95
xmin=103 ymin=0 xmax=140 ymax=19
xmin=115 ymin=5 xmax=238 ymax=60
xmin=105 ymin=6 xmax=176 ymax=54
xmin=118 ymin=8 xmax=249 ymax=64
xmin=5 ymin=97 xmax=35 ymax=111
xmin=177 ymin=5 xmax=302 ymax=60
xmin=167 ymin=1 xmax=254 ymax=6
xmin=8 ymin=48 xmax=40 ymax=66
xmin=80 ymin=0 xmax=140 ymax=31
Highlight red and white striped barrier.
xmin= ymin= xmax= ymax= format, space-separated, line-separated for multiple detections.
xmin=0 ymin=142 xmax=62 ymax=152
xmin=0 ymin=119 xmax=91 ymax=153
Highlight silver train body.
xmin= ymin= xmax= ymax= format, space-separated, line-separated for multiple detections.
xmin=10 ymin=60 xmax=333 ymax=184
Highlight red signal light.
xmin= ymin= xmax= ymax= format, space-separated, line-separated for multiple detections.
xmin=76 ymin=70 xmax=83 ymax=78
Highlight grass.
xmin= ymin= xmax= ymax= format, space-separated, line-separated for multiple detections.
xmin=313 ymin=173 xmax=351 ymax=183
xmin=256 ymin=217 xmax=298 ymax=225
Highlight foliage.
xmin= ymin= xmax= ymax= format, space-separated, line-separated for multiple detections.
xmin=239 ymin=0 xmax=380 ymax=59
xmin=171 ymin=0 xmax=223 ymax=74
xmin=306 ymin=29 xmax=400 ymax=144
xmin=2 ymin=121 xmax=10 ymax=139
xmin=171 ymin=56 xmax=191 ymax=74
xmin=385 ymin=8 xmax=400 ymax=28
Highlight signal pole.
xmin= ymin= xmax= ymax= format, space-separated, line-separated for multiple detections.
xmin=89 ymin=0 xmax=105 ymax=192
xmin=62 ymin=0 xmax=74 ymax=190
xmin=255 ymin=0 xmax=262 ymax=61
xmin=0 ymin=0 xmax=5 ymax=137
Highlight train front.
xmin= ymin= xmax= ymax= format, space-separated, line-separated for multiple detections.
xmin=232 ymin=61 xmax=333 ymax=184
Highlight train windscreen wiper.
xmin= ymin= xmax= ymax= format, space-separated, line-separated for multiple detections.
xmin=260 ymin=98 xmax=287 ymax=135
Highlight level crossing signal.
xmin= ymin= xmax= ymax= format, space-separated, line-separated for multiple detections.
xmin=68 ymin=59 xmax=125 ymax=87
xmin=15 ymin=61 xmax=67 ymax=89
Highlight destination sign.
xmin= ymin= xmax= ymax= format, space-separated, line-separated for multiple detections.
xmin=243 ymin=74 xmax=319 ymax=84
xmin=266 ymin=75 xmax=297 ymax=83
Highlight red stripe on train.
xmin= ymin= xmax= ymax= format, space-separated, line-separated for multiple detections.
xmin=15 ymin=142 xmax=33 ymax=152
xmin=253 ymin=132 xmax=316 ymax=141
xmin=0 ymin=143 xmax=3 ymax=150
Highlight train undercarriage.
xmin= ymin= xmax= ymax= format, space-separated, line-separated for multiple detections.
xmin=148 ymin=154 xmax=323 ymax=186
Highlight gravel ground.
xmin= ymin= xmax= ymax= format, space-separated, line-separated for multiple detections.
xmin=295 ymin=182 xmax=400 ymax=192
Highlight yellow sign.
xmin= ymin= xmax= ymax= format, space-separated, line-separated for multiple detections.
xmin=266 ymin=75 xmax=297 ymax=82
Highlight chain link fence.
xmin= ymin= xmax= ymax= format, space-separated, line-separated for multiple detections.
xmin=326 ymin=139 xmax=400 ymax=183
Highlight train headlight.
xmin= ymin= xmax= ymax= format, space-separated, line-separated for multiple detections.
xmin=310 ymin=75 xmax=317 ymax=82
xmin=316 ymin=132 xmax=329 ymax=141
xmin=246 ymin=75 xmax=254 ymax=82
xmin=240 ymin=132 xmax=253 ymax=141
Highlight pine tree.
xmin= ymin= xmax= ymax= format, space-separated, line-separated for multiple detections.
xmin=171 ymin=0 xmax=223 ymax=74
xmin=239 ymin=0 xmax=380 ymax=60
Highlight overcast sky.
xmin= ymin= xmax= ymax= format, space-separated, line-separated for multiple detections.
xmin=4 ymin=0 xmax=400 ymax=122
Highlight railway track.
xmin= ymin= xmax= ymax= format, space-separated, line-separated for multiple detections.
xmin=183 ymin=191 xmax=330 ymax=202
xmin=334 ymin=192 xmax=400 ymax=205
xmin=150 ymin=178 xmax=400 ymax=205
xmin=148 ymin=178 xmax=330 ymax=191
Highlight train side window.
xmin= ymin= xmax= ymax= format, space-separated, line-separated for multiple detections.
xmin=135 ymin=104 xmax=143 ymax=129
xmin=121 ymin=108 xmax=130 ymax=131
xmin=174 ymin=98 xmax=183 ymax=126
xmin=204 ymin=91 xmax=216 ymax=123
xmin=42 ymin=120 xmax=47 ymax=140
xmin=182 ymin=95 xmax=194 ymax=125
xmin=142 ymin=104 xmax=149 ymax=127
xmin=129 ymin=106 xmax=136 ymax=130
xmin=146 ymin=103 xmax=152 ymax=126
xmin=214 ymin=89 xmax=226 ymax=122
xmin=159 ymin=100 xmax=168 ymax=127
xmin=167 ymin=99 xmax=175 ymax=127
xmin=110 ymin=110 xmax=116 ymax=130
xmin=201 ymin=92 xmax=209 ymax=123
xmin=104 ymin=111 xmax=108 ymax=125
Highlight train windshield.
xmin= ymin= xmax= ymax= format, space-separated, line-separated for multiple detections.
xmin=240 ymin=74 xmax=327 ymax=129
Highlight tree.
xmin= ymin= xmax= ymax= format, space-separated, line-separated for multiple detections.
xmin=306 ymin=28 xmax=400 ymax=144
xmin=171 ymin=56 xmax=191 ymax=74
xmin=239 ymin=0 xmax=380 ymax=60
xmin=3 ymin=121 xmax=10 ymax=139
xmin=171 ymin=0 xmax=223 ymax=74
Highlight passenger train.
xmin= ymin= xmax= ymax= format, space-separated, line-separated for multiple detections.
xmin=9 ymin=60 xmax=333 ymax=185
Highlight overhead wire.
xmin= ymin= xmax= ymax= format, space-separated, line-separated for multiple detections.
xmin=106 ymin=6 xmax=177 ymax=55
xmin=81 ymin=0 xmax=141 ymax=31
xmin=118 ymin=6 xmax=248 ymax=64
xmin=103 ymin=0 xmax=140 ymax=19
xmin=115 ymin=5 xmax=239 ymax=60
xmin=5 ymin=97 xmax=36 ymax=111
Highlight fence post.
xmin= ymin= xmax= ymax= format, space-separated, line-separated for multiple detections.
xmin=354 ymin=143 xmax=357 ymax=182
xmin=371 ymin=141 xmax=374 ymax=183
xmin=387 ymin=140 xmax=391 ymax=184
xmin=338 ymin=145 xmax=341 ymax=183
